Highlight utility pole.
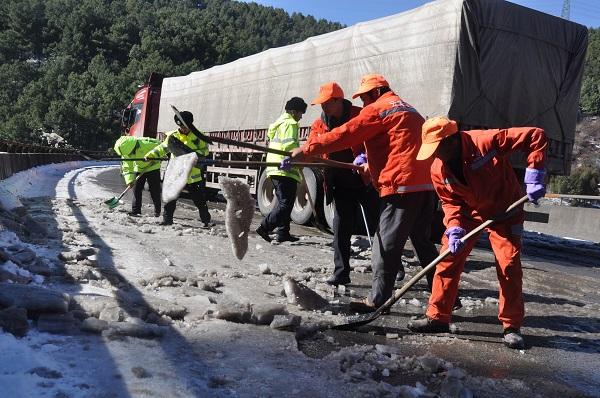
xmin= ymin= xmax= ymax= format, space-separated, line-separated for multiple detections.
xmin=561 ymin=0 xmax=570 ymax=20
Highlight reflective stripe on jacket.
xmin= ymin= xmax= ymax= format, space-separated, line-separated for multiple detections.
xmin=303 ymin=91 xmax=433 ymax=197
xmin=266 ymin=112 xmax=301 ymax=182
xmin=431 ymin=128 xmax=547 ymax=228
xmin=114 ymin=136 xmax=162 ymax=185
xmin=146 ymin=129 xmax=209 ymax=184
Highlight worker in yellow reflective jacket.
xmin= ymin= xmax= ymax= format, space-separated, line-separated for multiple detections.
xmin=256 ymin=97 xmax=307 ymax=243
xmin=113 ymin=136 xmax=162 ymax=217
xmin=145 ymin=111 xmax=213 ymax=227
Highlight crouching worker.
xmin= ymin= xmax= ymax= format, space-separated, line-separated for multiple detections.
xmin=408 ymin=117 xmax=548 ymax=350
xmin=113 ymin=136 xmax=162 ymax=217
xmin=145 ymin=111 xmax=213 ymax=227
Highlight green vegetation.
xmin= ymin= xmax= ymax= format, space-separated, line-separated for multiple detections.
xmin=549 ymin=166 xmax=600 ymax=205
xmin=581 ymin=28 xmax=600 ymax=115
xmin=0 ymin=0 xmax=343 ymax=149
xmin=0 ymin=1 xmax=598 ymax=150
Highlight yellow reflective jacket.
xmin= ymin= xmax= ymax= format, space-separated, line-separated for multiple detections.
xmin=146 ymin=129 xmax=209 ymax=184
xmin=266 ymin=112 xmax=301 ymax=182
xmin=113 ymin=136 xmax=162 ymax=185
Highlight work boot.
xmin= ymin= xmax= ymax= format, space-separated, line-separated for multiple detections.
xmin=407 ymin=316 xmax=450 ymax=333
xmin=128 ymin=211 xmax=141 ymax=217
xmin=275 ymin=234 xmax=299 ymax=243
xmin=326 ymin=275 xmax=351 ymax=287
xmin=154 ymin=210 xmax=161 ymax=217
xmin=255 ymin=225 xmax=272 ymax=243
xmin=201 ymin=221 xmax=215 ymax=229
xmin=503 ymin=328 xmax=525 ymax=349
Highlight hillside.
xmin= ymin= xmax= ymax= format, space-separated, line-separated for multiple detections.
xmin=0 ymin=0 xmax=343 ymax=150
xmin=573 ymin=116 xmax=600 ymax=169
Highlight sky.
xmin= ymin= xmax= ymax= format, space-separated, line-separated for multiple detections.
xmin=237 ymin=0 xmax=599 ymax=28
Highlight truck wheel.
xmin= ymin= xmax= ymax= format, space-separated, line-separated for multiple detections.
xmin=257 ymin=170 xmax=277 ymax=216
xmin=322 ymin=195 xmax=335 ymax=231
xmin=291 ymin=167 xmax=320 ymax=225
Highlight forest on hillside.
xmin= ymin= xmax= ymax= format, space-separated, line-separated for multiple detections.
xmin=0 ymin=0 xmax=598 ymax=151
xmin=0 ymin=0 xmax=343 ymax=150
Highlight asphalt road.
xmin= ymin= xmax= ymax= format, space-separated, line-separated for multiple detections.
xmin=95 ymin=166 xmax=600 ymax=398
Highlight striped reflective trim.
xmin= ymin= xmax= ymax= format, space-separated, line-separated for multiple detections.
xmin=379 ymin=105 xmax=418 ymax=119
xmin=189 ymin=173 xmax=202 ymax=180
xmin=270 ymin=137 xmax=296 ymax=144
xmin=396 ymin=183 xmax=434 ymax=193
xmin=511 ymin=224 xmax=524 ymax=236
xmin=470 ymin=149 xmax=497 ymax=170
xmin=443 ymin=177 xmax=458 ymax=185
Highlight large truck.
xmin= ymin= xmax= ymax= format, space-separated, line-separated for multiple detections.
xmin=121 ymin=0 xmax=587 ymax=231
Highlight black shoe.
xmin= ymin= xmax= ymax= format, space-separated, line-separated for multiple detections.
xmin=503 ymin=328 xmax=525 ymax=349
xmin=407 ymin=316 xmax=450 ymax=333
xmin=154 ymin=211 xmax=161 ymax=217
xmin=128 ymin=211 xmax=141 ymax=217
xmin=160 ymin=218 xmax=173 ymax=226
xmin=255 ymin=226 xmax=272 ymax=243
xmin=452 ymin=297 xmax=463 ymax=311
xmin=275 ymin=234 xmax=299 ymax=243
xmin=326 ymin=275 xmax=351 ymax=286
xmin=201 ymin=221 xmax=215 ymax=228
xmin=396 ymin=268 xmax=405 ymax=281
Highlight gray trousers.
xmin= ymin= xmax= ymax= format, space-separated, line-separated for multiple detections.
xmin=369 ymin=191 xmax=438 ymax=306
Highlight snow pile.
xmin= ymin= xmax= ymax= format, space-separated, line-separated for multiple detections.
xmin=0 ymin=161 xmax=116 ymax=206
xmin=161 ymin=152 xmax=197 ymax=203
xmin=326 ymin=344 xmax=535 ymax=397
xmin=220 ymin=177 xmax=254 ymax=260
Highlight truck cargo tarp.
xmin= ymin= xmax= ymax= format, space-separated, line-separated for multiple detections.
xmin=157 ymin=0 xmax=587 ymax=174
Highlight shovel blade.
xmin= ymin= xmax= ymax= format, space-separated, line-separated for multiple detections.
xmin=104 ymin=197 xmax=120 ymax=209
xmin=331 ymin=312 xmax=380 ymax=330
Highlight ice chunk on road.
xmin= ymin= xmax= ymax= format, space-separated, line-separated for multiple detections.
xmin=161 ymin=152 xmax=198 ymax=203
xmin=220 ymin=177 xmax=254 ymax=260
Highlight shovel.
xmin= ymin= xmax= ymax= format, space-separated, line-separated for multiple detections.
xmin=104 ymin=174 xmax=143 ymax=209
xmin=331 ymin=195 xmax=529 ymax=330
xmin=170 ymin=105 xmax=360 ymax=171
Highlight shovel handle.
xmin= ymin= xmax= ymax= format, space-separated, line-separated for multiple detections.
xmin=116 ymin=173 xmax=145 ymax=200
xmin=170 ymin=105 xmax=360 ymax=171
xmin=374 ymin=195 xmax=529 ymax=316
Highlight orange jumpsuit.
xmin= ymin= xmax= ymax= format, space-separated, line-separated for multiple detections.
xmin=426 ymin=127 xmax=547 ymax=329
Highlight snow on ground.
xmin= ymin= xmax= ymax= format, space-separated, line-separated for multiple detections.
xmin=0 ymin=163 xmax=598 ymax=398
xmin=0 ymin=161 xmax=118 ymax=205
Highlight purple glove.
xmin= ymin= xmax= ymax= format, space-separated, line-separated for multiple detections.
xmin=353 ymin=153 xmax=367 ymax=166
xmin=524 ymin=168 xmax=546 ymax=204
xmin=279 ymin=156 xmax=292 ymax=171
xmin=445 ymin=227 xmax=466 ymax=254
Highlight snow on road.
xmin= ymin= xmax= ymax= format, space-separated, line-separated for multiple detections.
xmin=0 ymin=163 xmax=598 ymax=398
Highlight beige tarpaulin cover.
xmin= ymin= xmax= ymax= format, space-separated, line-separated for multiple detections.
xmin=157 ymin=0 xmax=587 ymax=174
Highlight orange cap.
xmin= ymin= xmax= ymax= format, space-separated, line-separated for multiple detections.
xmin=416 ymin=117 xmax=459 ymax=160
xmin=311 ymin=82 xmax=344 ymax=105
xmin=351 ymin=74 xmax=389 ymax=99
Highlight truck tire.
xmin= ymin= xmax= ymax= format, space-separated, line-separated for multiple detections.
xmin=257 ymin=170 xmax=277 ymax=216
xmin=291 ymin=167 xmax=321 ymax=225
xmin=322 ymin=195 xmax=335 ymax=231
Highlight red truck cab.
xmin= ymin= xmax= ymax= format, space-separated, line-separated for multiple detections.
xmin=121 ymin=73 xmax=163 ymax=138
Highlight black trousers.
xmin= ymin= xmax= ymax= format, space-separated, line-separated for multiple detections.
xmin=261 ymin=175 xmax=297 ymax=237
xmin=132 ymin=169 xmax=162 ymax=215
xmin=331 ymin=185 xmax=379 ymax=280
xmin=164 ymin=180 xmax=211 ymax=223
xmin=369 ymin=191 xmax=439 ymax=306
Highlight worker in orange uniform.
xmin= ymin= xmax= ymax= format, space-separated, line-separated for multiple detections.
xmin=408 ymin=117 xmax=547 ymax=350
xmin=307 ymin=82 xmax=379 ymax=286
xmin=291 ymin=74 xmax=439 ymax=312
